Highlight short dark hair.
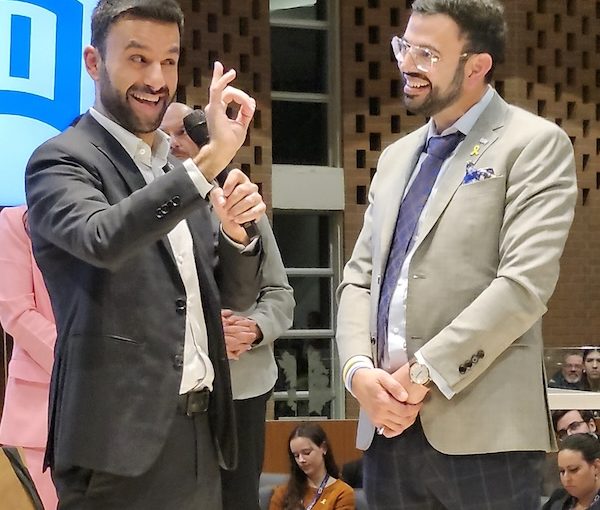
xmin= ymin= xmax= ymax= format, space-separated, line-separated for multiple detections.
xmin=91 ymin=0 xmax=184 ymax=58
xmin=559 ymin=433 xmax=600 ymax=463
xmin=411 ymin=0 xmax=506 ymax=82
xmin=552 ymin=409 xmax=595 ymax=433
xmin=584 ymin=348 xmax=600 ymax=363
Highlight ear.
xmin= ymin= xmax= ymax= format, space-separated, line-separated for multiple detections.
xmin=465 ymin=53 xmax=493 ymax=82
xmin=590 ymin=420 xmax=597 ymax=433
xmin=84 ymin=45 xmax=102 ymax=81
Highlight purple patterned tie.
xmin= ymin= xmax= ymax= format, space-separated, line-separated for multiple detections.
xmin=376 ymin=131 xmax=465 ymax=367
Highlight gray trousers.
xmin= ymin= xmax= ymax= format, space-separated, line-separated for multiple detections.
xmin=52 ymin=411 xmax=221 ymax=510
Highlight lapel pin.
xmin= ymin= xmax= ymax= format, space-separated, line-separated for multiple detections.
xmin=479 ymin=137 xmax=488 ymax=145
xmin=470 ymin=144 xmax=480 ymax=157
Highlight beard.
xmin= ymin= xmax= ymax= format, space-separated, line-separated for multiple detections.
xmin=402 ymin=62 xmax=465 ymax=117
xmin=98 ymin=64 xmax=172 ymax=135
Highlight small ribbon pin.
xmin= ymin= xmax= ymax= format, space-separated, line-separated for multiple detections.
xmin=470 ymin=144 xmax=480 ymax=157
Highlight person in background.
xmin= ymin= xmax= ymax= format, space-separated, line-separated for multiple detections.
xmin=584 ymin=349 xmax=600 ymax=392
xmin=542 ymin=433 xmax=600 ymax=510
xmin=549 ymin=351 xmax=586 ymax=390
xmin=269 ymin=423 xmax=355 ymax=510
xmin=553 ymin=410 xmax=598 ymax=442
xmin=161 ymin=101 xmax=295 ymax=510
xmin=0 ymin=205 xmax=58 ymax=509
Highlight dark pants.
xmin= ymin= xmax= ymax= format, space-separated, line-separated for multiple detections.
xmin=52 ymin=410 xmax=220 ymax=510
xmin=364 ymin=419 xmax=544 ymax=510
xmin=221 ymin=389 xmax=272 ymax=510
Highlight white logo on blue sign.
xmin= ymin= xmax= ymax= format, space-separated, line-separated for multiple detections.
xmin=0 ymin=0 xmax=96 ymax=205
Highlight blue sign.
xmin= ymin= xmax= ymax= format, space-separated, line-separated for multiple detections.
xmin=0 ymin=0 xmax=96 ymax=206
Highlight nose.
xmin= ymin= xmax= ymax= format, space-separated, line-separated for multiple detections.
xmin=145 ymin=61 xmax=167 ymax=91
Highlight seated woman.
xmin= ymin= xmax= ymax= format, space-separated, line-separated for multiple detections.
xmin=543 ymin=433 xmax=600 ymax=509
xmin=269 ymin=423 xmax=354 ymax=510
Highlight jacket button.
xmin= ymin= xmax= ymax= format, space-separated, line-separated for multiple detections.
xmin=173 ymin=354 xmax=184 ymax=368
xmin=156 ymin=208 xmax=163 ymax=219
xmin=172 ymin=195 xmax=181 ymax=206
xmin=175 ymin=298 xmax=186 ymax=314
xmin=477 ymin=350 xmax=485 ymax=359
xmin=161 ymin=204 xmax=170 ymax=214
xmin=465 ymin=360 xmax=473 ymax=369
xmin=458 ymin=364 xmax=467 ymax=374
xmin=370 ymin=337 xmax=376 ymax=345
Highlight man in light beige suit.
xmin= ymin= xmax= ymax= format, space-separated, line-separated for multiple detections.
xmin=336 ymin=1 xmax=577 ymax=508
xmin=161 ymin=103 xmax=294 ymax=510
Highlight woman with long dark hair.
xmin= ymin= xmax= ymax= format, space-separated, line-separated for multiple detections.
xmin=269 ymin=423 xmax=354 ymax=510
xmin=543 ymin=433 xmax=600 ymax=509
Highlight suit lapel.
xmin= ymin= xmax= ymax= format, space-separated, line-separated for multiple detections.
xmin=78 ymin=113 xmax=180 ymax=265
xmin=78 ymin=113 xmax=147 ymax=192
xmin=412 ymin=93 xmax=508 ymax=252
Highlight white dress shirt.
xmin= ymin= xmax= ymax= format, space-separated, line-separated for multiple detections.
xmin=89 ymin=108 xmax=215 ymax=393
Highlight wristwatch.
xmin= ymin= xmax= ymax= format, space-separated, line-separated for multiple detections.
xmin=409 ymin=359 xmax=431 ymax=386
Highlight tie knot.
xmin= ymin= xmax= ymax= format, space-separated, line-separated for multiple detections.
xmin=425 ymin=131 xmax=464 ymax=160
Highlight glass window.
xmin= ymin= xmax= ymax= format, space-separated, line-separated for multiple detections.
xmin=273 ymin=338 xmax=334 ymax=418
xmin=271 ymin=27 xmax=327 ymax=93
xmin=272 ymin=213 xmax=330 ymax=268
xmin=288 ymin=276 xmax=331 ymax=329
xmin=270 ymin=0 xmax=327 ymax=21
xmin=272 ymin=101 xmax=328 ymax=165
xmin=546 ymin=346 xmax=600 ymax=392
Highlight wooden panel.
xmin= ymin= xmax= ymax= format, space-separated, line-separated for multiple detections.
xmin=263 ymin=419 xmax=362 ymax=474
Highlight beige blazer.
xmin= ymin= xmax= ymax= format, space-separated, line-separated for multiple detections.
xmin=336 ymin=92 xmax=577 ymax=454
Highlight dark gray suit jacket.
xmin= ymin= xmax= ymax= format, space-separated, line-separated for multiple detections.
xmin=25 ymin=113 xmax=262 ymax=476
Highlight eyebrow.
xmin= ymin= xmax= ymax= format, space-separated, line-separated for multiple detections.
xmin=402 ymin=36 xmax=441 ymax=55
xmin=124 ymin=40 xmax=180 ymax=54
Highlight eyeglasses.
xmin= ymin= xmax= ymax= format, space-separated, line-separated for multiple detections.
xmin=557 ymin=421 xmax=587 ymax=441
xmin=391 ymin=36 xmax=470 ymax=73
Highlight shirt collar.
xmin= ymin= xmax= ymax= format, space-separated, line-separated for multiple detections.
xmin=426 ymin=85 xmax=495 ymax=140
xmin=89 ymin=107 xmax=170 ymax=169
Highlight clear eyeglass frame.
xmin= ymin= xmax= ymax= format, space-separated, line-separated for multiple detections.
xmin=391 ymin=35 xmax=470 ymax=73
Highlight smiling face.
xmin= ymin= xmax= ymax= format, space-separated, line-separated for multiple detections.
xmin=289 ymin=436 xmax=327 ymax=481
xmin=84 ymin=16 xmax=180 ymax=145
xmin=399 ymin=14 xmax=468 ymax=118
xmin=558 ymin=448 xmax=600 ymax=501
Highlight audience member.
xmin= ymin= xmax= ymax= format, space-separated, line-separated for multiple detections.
xmin=0 ymin=206 xmax=58 ymax=509
xmin=552 ymin=410 xmax=598 ymax=441
xmin=269 ymin=423 xmax=354 ymax=510
xmin=548 ymin=351 xmax=586 ymax=390
xmin=161 ymin=102 xmax=295 ymax=510
xmin=542 ymin=433 xmax=600 ymax=510
xmin=585 ymin=349 xmax=600 ymax=392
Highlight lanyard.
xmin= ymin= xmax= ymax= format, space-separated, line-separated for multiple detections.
xmin=306 ymin=474 xmax=330 ymax=510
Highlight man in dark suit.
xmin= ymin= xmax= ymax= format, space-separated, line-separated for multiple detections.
xmin=336 ymin=0 xmax=577 ymax=508
xmin=25 ymin=1 xmax=265 ymax=508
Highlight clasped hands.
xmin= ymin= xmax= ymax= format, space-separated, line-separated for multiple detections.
xmin=194 ymin=61 xmax=265 ymax=245
xmin=351 ymin=362 xmax=430 ymax=439
xmin=221 ymin=309 xmax=262 ymax=360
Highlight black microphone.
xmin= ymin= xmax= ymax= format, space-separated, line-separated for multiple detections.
xmin=183 ymin=109 xmax=259 ymax=241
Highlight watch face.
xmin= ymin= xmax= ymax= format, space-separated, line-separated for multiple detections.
xmin=410 ymin=363 xmax=429 ymax=385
